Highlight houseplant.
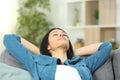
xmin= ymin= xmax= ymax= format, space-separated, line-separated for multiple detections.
xmin=73 ymin=8 xmax=80 ymax=26
xmin=16 ymin=0 xmax=52 ymax=47
xmin=93 ymin=10 xmax=99 ymax=24
xmin=109 ymin=39 xmax=118 ymax=50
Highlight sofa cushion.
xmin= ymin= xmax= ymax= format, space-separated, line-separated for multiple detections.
xmin=0 ymin=49 xmax=24 ymax=69
xmin=112 ymin=48 xmax=120 ymax=80
xmin=92 ymin=53 xmax=114 ymax=80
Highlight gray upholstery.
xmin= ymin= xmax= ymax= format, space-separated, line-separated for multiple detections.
xmin=93 ymin=57 xmax=114 ymax=80
xmin=0 ymin=50 xmax=24 ymax=69
xmin=112 ymin=49 xmax=120 ymax=80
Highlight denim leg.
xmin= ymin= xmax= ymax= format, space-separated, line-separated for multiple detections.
xmin=82 ymin=42 xmax=112 ymax=73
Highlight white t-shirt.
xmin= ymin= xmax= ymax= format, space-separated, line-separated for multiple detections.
xmin=55 ymin=65 xmax=82 ymax=80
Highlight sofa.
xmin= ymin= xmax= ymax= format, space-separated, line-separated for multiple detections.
xmin=92 ymin=48 xmax=120 ymax=80
xmin=0 ymin=49 xmax=120 ymax=80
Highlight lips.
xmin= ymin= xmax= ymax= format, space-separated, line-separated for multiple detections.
xmin=58 ymin=37 xmax=66 ymax=40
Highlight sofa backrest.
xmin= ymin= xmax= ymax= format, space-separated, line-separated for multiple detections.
xmin=0 ymin=49 xmax=24 ymax=69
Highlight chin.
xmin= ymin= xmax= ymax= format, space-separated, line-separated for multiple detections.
xmin=59 ymin=42 xmax=69 ymax=49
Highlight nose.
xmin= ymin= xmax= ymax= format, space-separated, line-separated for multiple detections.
xmin=59 ymin=33 xmax=64 ymax=37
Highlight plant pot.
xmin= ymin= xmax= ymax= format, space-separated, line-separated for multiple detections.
xmin=74 ymin=42 xmax=84 ymax=49
xmin=96 ymin=19 xmax=99 ymax=25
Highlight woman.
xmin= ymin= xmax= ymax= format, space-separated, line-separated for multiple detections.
xmin=4 ymin=28 xmax=112 ymax=80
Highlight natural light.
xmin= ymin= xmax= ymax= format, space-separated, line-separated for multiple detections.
xmin=0 ymin=0 xmax=18 ymax=53
xmin=0 ymin=1 xmax=11 ymax=33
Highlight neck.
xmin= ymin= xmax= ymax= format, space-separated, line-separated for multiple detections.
xmin=51 ymin=49 xmax=67 ymax=64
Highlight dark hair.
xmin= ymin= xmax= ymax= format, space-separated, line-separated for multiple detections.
xmin=40 ymin=28 xmax=74 ymax=59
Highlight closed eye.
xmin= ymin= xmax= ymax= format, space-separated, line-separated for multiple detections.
xmin=63 ymin=34 xmax=68 ymax=37
xmin=53 ymin=34 xmax=58 ymax=36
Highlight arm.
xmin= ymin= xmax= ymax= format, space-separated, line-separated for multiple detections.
xmin=4 ymin=34 xmax=36 ymax=72
xmin=74 ymin=43 xmax=102 ymax=56
xmin=21 ymin=38 xmax=40 ymax=54
xmin=83 ymin=42 xmax=112 ymax=73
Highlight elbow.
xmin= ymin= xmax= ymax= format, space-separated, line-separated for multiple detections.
xmin=99 ymin=41 xmax=112 ymax=51
xmin=3 ymin=34 xmax=20 ymax=48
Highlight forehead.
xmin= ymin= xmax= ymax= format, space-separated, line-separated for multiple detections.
xmin=50 ymin=29 xmax=66 ymax=34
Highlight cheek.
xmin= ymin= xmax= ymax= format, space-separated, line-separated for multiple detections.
xmin=49 ymin=37 xmax=56 ymax=44
xmin=67 ymin=41 xmax=70 ymax=48
xmin=49 ymin=40 xmax=55 ymax=46
xmin=48 ymin=38 xmax=56 ymax=49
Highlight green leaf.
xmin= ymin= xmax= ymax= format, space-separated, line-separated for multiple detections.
xmin=16 ymin=0 xmax=52 ymax=47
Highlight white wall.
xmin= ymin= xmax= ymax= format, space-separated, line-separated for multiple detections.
xmin=116 ymin=0 xmax=120 ymax=27
xmin=116 ymin=0 xmax=120 ymax=47
xmin=49 ymin=0 xmax=68 ymax=27
xmin=49 ymin=0 xmax=85 ymax=47
xmin=0 ymin=0 xmax=18 ymax=54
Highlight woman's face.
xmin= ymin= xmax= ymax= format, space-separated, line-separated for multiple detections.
xmin=47 ymin=29 xmax=69 ymax=51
